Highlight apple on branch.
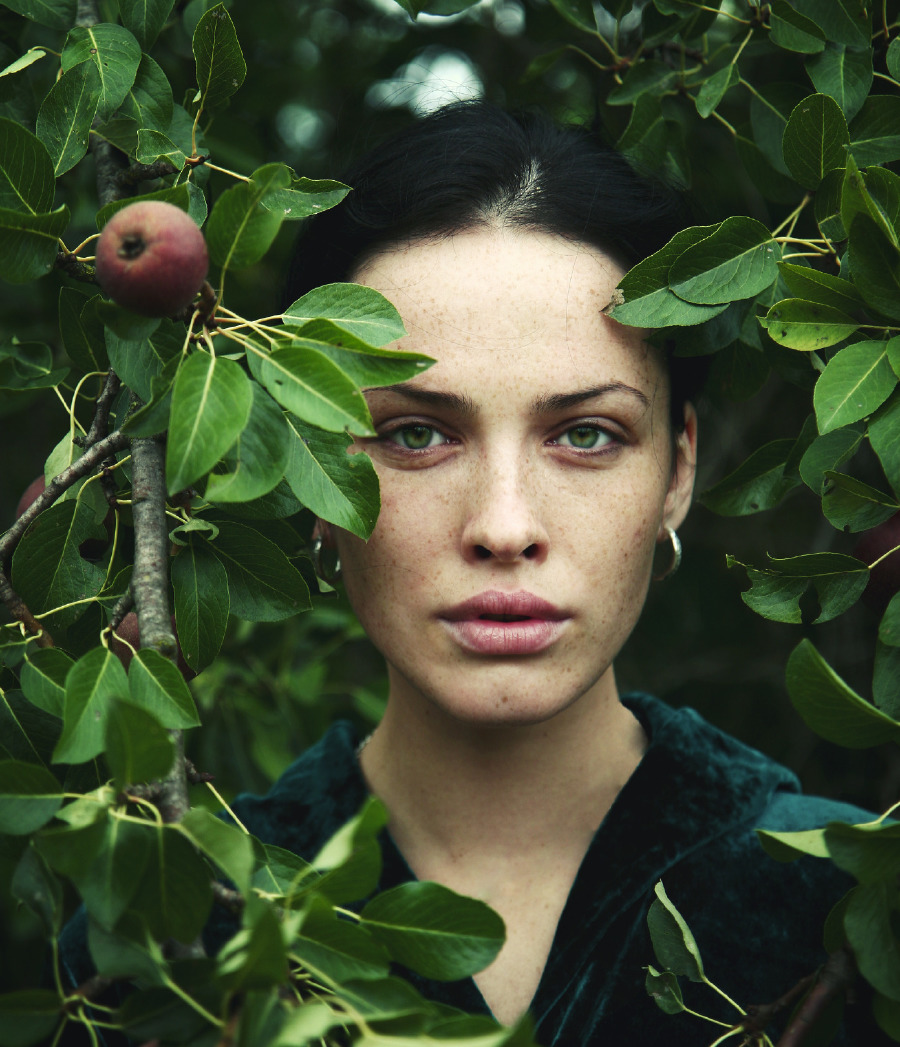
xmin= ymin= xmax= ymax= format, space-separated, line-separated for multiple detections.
xmin=95 ymin=201 xmax=209 ymax=318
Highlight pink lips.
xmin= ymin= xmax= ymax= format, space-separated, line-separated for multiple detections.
xmin=439 ymin=590 xmax=571 ymax=655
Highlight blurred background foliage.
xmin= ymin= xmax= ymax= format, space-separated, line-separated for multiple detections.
xmin=2 ymin=0 xmax=897 ymax=991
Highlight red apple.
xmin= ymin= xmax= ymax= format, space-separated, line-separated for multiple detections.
xmin=95 ymin=201 xmax=208 ymax=318
xmin=15 ymin=475 xmax=45 ymax=519
xmin=110 ymin=611 xmax=196 ymax=680
xmin=853 ymin=512 xmax=900 ymax=614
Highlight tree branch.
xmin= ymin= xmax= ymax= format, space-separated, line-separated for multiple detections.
xmin=83 ymin=371 xmax=121 ymax=449
xmin=0 ymin=574 xmax=53 ymax=647
xmin=55 ymin=251 xmax=97 ymax=285
xmin=773 ymin=947 xmax=857 ymax=1047
xmin=0 ymin=429 xmax=129 ymax=564
xmin=115 ymin=159 xmax=179 ymax=188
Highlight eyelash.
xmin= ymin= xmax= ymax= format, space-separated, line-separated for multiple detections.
xmin=378 ymin=421 xmax=623 ymax=456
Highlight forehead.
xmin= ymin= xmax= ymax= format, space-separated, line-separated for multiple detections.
xmin=354 ymin=226 xmax=666 ymax=396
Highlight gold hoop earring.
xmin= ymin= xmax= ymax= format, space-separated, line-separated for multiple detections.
xmin=653 ymin=526 xmax=682 ymax=581
xmin=312 ymin=535 xmax=342 ymax=585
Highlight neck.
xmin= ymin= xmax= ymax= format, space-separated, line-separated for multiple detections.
xmin=358 ymin=669 xmax=647 ymax=872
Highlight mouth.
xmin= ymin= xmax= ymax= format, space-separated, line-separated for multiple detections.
xmin=439 ymin=591 xmax=571 ymax=655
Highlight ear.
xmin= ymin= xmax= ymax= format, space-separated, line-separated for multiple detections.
xmin=661 ymin=402 xmax=698 ymax=535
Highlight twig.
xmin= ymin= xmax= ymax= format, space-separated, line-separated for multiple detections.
xmin=55 ymin=251 xmax=97 ymax=285
xmin=211 ymin=881 xmax=245 ymax=914
xmin=742 ymin=972 xmax=816 ymax=1035
xmin=114 ymin=159 xmax=179 ymax=189
xmin=0 ymin=575 xmax=53 ymax=647
xmin=83 ymin=371 xmax=121 ymax=450
xmin=107 ymin=590 xmax=134 ymax=632
xmin=0 ymin=429 xmax=129 ymax=564
xmin=773 ymin=947 xmax=856 ymax=1047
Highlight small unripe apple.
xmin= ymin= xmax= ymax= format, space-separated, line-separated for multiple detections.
xmin=95 ymin=201 xmax=208 ymax=318
xmin=853 ymin=512 xmax=900 ymax=614
xmin=110 ymin=611 xmax=195 ymax=679
xmin=16 ymin=475 xmax=113 ymax=561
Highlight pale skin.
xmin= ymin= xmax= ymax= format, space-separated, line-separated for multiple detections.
xmin=316 ymin=226 xmax=698 ymax=1025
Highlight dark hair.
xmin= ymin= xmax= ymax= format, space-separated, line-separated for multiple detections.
xmin=284 ymin=101 xmax=704 ymax=426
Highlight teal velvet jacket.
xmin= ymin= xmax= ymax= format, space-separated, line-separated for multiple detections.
xmin=60 ymin=694 xmax=882 ymax=1043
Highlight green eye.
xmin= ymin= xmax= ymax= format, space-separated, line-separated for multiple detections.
xmin=562 ymin=426 xmax=607 ymax=449
xmin=392 ymin=425 xmax=440 ymax=450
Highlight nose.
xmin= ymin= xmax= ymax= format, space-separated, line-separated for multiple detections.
xmin=460 ymin=452 xmax=549 ymax=564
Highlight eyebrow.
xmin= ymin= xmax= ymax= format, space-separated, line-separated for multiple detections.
xmin=371 ymin=382 xmax=650 ymax=414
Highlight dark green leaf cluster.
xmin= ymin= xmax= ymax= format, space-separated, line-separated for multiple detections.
xmin=0 ymin=2 xmax=539 ymax=1045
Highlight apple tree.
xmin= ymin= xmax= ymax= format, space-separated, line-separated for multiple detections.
xmin=0 ymin=2 xmax=539 ymax=1045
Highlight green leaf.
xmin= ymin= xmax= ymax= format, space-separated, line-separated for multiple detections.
xmin=61 ymin=23 xmax=141 ymax=122
xmin=881 ymin=591 xmax=900 ymax=648
xmin=769 ymin=0 xmax=825 ymax=53
xmin=841 ymin=154 xmax=898 ymax=247
xmin=247 ymin=341 xmax=373 ymax=435
xmin=646 ymin=881 xmax=705 ymax=982
xmin=54 ymin=648 xmax=130 ymax=764
xmin=217 ymin=898 xmax=288 ymax=991
xmin=118 ymin=53 xmax=174 ymax=133
xmin=761 ymin=299 xmax=859 ymax=352
xmin=849 ymin=96 xmax=900 ymax=167
xmin=694 ymin=63 xmax=738 ymax=118
xmin=869 ymin=393 xmax=900 ymax=498
xmin=806 ymin=44 xmax=872 ymax=122
xmin=119 ymin=0 xmax=177 ymax=50
xmin=0 ymin=690 xmax=59 ymax=768
xmin=205 ymin=383 xmax=290 ymax=503
xmin=815 ymin=167 xmax=848 ymax=241
xmin=105 ymin=699 xmax=175 ymax=789
xmin=192 ymin=3 xmax=246 ymax=112
xmin=128 ymin=649 xmax=200 ymax=729
xmin=294 ymin=895 xmax=390 ymax=983
xmin=310 ymin=797 xmax=386 ymax=905
xmin=644 ymin=965 xmax=685 ymax=1014
xmin=608 ymin=224 xmax=727 ymax=327
xmin=166 ymin=352 xmax=254 ymax=494
xmin=134 ymin=824 xmax=213 ymax=941
xmin=96 ymin=182 xmax=191 ymax=231
xmin=848 ymin=214 xmax=900 ymax=322
xmin=845 ymin=883 xmax=900 ymax=1001
xmin=19 ymin=648 xmax=74 ymax=717
xmin=822 ymin=471 xmax=898 ymax=533
xmin=799 ymin=424 xmax=864 ymax=492
xmin=0 ymin=0 xmax=74 ymax=28
xmin=700 ymin=438 xmax=797 ymax=515
xmin=669 ymin=216 xmax=778 ymax=305
xmin=106 ymin=317 xmax=182 ymax=402
xmin=0 ymin=117 xmax=54 ymax=214
xmin=179 ymin=806 xmax=254 ymax=891
xmin=59 ymin=289 xmax=108 ymax=372
xmin=284 ymin=417 xmax=379 ymax=540
xmin=0 ymin=340 xmax=68 ymax=390
xmin=210 ymin=521 xmax=311 ymax=621
xmin=731 ymin=551 xmax=868 ymax=624
xmin=874 ymin=990 xmax=900 ymax=1038
xmin=87 ymin=912 xmax=166 ymax=983
xmin=361 ymin=881 xmax=505 ymax=981
xmin=252 ymin=842 xmax=317 ymax=900
xmin=792 ymin=0 xmax=871 ymax=49
xmin=825 ymin=820 xmax=900 ymax=884
xmin=171 ymin=539 xmax=229 ymax=672
xmin=544 ymin=0 xmax=595 ymax=33
xmin=95 ymin=301 xmax=161 ymax=342
xmin=135 ymin=129 xmax=186 ymax=168
xmin=284 ymin=283 xmax=407 ymax=348
xmin=0 ymin=761 xmax=62 ymax=834
xmin=0 ymin=990 xmax=61 ymax=1047
xmin=874 ymin=640 xmax=900 ymax=718
xmin=814 ymin=340 xmax=897 ymax=434
xmin=750 ymin=82 xmax=808 ymax=176
xmin=206 ymin=171 xmax=288 ymax=273
xmin=35 ymin=61 xmax=100 ymax=176
xmin=757 ymin=826 xmax=829 ymax=862
xmin=0 ymin=48 xmax=48 ymax=79
xmin=11 ymin=844 xmax=62 ymax=939
xmin=285 ymin=326 xmax=432 ymax=387
xmin=10 ymin=500 xmax=106 ymax=629
xmin=607 ymin=59 xmax=679 ymax=106
xmin=786 ymin=638 xmax=900 ymax=747
xmin=778 ymin=263 xmax=863 ymax=313
xmin=259 ymin=176 xmax=349 ymax=220
xmin=0 ymin=205 xmax=70 ymax=282
xmin=889 ymin=38 xmax=900 ymax=81
xmin=782 ymin=93 xmax=850 ymax=189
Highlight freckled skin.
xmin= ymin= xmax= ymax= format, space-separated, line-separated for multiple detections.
xmin=325 ymin=226 xmax=696 ymax=728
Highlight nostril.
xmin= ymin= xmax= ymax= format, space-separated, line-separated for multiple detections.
xmin=523 ymin=544 xmax=539 ymax=559
xmin=474 ymin=545 xmax=492 ymax=560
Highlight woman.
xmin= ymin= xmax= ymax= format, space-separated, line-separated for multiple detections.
xmin=231 ymin=103 xmax=874 ymax=1042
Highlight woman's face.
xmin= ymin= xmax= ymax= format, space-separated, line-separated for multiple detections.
xmin=330 ymin=226 xmax=696 ymax=726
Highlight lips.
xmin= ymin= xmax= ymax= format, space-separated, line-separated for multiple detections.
xmin=439 ymin=590 xmax=571 ymax=655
